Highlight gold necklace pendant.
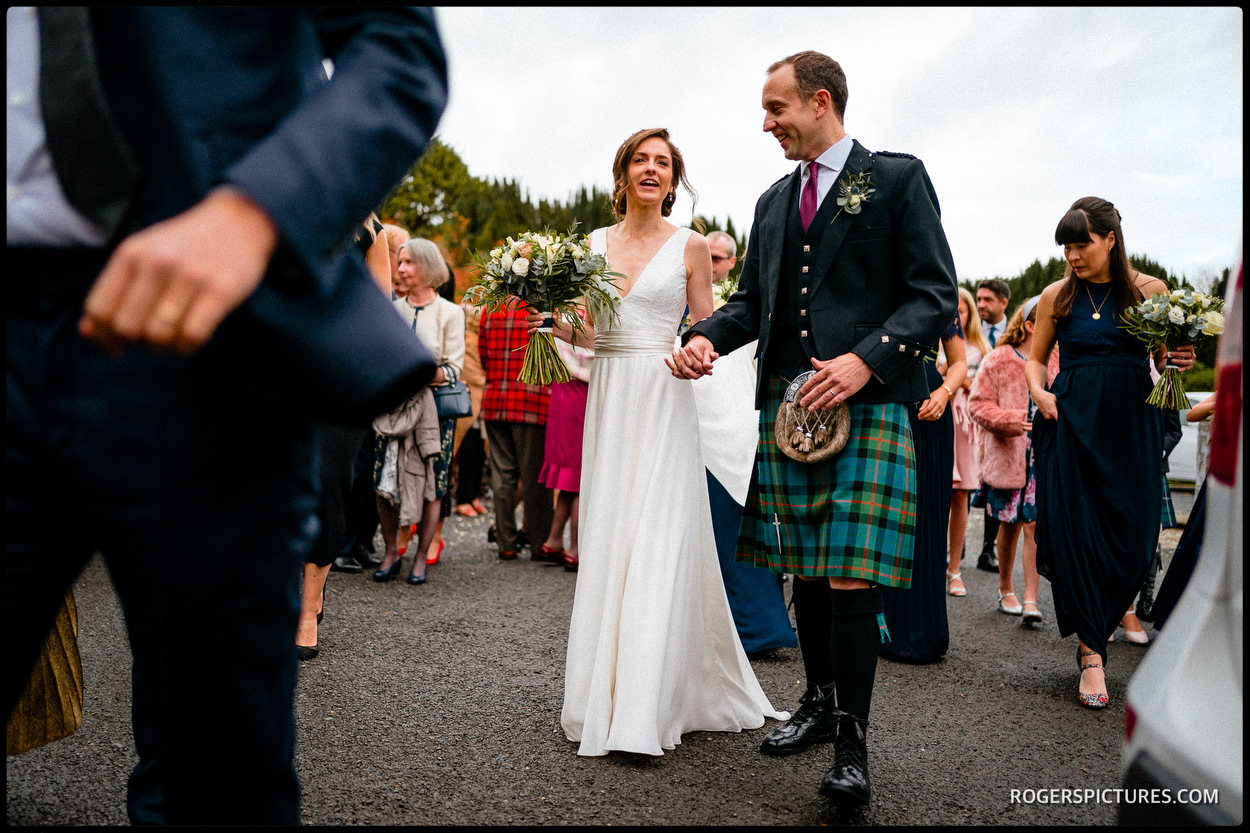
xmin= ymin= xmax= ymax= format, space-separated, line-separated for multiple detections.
xmin=1085 ymin=282 xmax=1110 ymax=320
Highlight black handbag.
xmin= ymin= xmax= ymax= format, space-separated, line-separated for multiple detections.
xmin=432 ymin=380 xmax=472 ymax=420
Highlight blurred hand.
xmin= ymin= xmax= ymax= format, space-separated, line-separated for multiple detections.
xmin=80 ymin=188 xmax=277 ymax=356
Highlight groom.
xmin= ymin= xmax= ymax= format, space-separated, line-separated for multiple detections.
xmin=670 ymin=51 xmax=956 ymax=808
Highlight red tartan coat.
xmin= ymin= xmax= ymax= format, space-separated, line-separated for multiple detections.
xmin=478 ymin=299 xmax=549 ymax=425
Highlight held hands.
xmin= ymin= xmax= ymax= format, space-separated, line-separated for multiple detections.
xmin=799 ymin=354 xmax=873 ymax=411
xmin=667 ymin=335 xmax=718 ymax=379
xmin=80 ymin=188 xmax=278 ymax=356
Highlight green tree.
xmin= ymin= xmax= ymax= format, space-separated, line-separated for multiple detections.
xmin=379 ymin=137 xmax=474 ymax=240
xmin=692 ymin=214 xmax=748 ymax=282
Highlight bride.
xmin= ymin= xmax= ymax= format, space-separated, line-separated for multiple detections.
xmin=531 ymin=127 xmax=787 ymax=757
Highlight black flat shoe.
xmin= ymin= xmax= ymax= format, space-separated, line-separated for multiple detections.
xmin=296 ymin=644 xmax=319 ymax=661
xmin=372 ymin=559 xmax=402 ymax=582
xmin=406 ymin=570 xmax=427 ymax=585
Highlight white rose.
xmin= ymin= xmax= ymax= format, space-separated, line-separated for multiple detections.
xmin=1170 ymin=289 xmax=1186 ymax=300
xmin=570 ymin=244 xmax=585 ymax=259
xmin=501 ymin=251 xmax=514 ymax=271
xmin=512 ymin=257 xmax=531 ymax=277
xmin=1167 ymin=305 xmax=1186 ymax=325
xmin=1201 ymin=311 xmax=1224 ymax=336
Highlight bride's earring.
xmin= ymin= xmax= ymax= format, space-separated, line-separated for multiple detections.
xmin=663 ymin=192 xmax=675 ymax=214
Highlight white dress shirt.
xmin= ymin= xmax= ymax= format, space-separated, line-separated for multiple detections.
xmin=6 ymin=6 xmax=107 ymax=246
xmin=799 ymin=134 xmax=854 ymax=214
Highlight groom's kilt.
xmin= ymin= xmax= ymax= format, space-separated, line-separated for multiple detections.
xmin=735 ymin=375 xmax=916 ymax=587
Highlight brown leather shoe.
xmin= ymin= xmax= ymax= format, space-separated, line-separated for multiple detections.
xmin=497 ymin=550 xmax=517 ymax=561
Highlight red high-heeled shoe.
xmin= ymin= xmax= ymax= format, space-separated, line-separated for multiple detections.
xmin=427 ymin=539 xmax=444 ymax=566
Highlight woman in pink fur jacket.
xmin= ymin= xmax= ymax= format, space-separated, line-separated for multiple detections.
xmin=968 ymin=297 xmax=1058 ymax=625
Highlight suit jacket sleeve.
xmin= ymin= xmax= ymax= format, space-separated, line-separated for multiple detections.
xmin=684 ymin=188 xmax=774 ymax=355
xmin=849 ymin=157 xmax=957 ymax=384
xmin=221 ymin=8 xmax=448 ymax=285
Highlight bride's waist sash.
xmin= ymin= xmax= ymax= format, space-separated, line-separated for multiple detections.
xmin=593 ymin=329 xmax=678 ymax=358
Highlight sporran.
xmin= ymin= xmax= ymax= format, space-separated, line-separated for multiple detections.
xmin=774 ymin=371 xmax=851 ymax=463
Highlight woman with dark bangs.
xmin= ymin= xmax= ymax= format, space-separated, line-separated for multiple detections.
xmin=1026 ymin=197 xmax=1195 ymax=710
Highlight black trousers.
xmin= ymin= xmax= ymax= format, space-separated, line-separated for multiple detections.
xmin=308 ymin=423 xmax=370 ymax=567
xmin=6 ymin=248 xmax=312 ymax=824
xmin=340 ymin=430 xmax=380 ymax=555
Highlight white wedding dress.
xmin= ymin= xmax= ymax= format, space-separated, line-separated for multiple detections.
xmin=561 ymin=225 xmax=787 ymax=757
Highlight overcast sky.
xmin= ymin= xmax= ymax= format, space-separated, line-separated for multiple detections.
xmin=430 ymin=6 xmax=1243 ymax=287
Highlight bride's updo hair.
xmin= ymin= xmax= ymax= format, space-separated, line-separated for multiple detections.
xmin=610 ymin=127 xmax=696 ymax=221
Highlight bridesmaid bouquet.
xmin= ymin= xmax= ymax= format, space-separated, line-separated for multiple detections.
xmin=1121 ymin=287 xmax=1225 ymax=409
xmin=466 ymin=225 xmax=622 ymax=384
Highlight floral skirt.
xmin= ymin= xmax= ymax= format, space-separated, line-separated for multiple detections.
xmin=971 ymin=434 xmax=1037 ymax=524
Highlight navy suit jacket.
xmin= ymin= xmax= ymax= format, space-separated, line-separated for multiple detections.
xmin=88 ymin=7 xmax=449 ymax=423
xmin=688 ymin=140 xmax=958 ymax=408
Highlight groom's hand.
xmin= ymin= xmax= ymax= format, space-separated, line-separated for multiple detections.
xmin=800 ymin=354 xmax=873 ymax=410
xmin=667 ymin=335 xmax=719 ymax=379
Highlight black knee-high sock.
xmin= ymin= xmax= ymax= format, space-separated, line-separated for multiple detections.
xmin=829 ymin=587 xmax=885 ymax=722
xmin=791 ymin=578 xmax=834 ymax=690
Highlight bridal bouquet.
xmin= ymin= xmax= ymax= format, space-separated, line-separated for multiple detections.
xmin=466 ymin=225 xmax=622 ymax=385
xmin=1121 ymin=287 xmax=1224 ymax=409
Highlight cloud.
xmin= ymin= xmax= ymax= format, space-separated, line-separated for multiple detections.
xmin=432 ymin=6 xmax=1243 ymax=280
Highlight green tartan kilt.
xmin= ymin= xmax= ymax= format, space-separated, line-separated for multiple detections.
xmin=735 ymin=375 xmax=917 ymax=586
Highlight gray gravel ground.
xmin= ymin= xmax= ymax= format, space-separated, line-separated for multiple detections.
xmin=7 ymin=491 xmax=1191 ymax=826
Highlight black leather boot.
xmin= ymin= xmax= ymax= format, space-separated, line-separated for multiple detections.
xmin=818 ymin=716 xmax=870 ymax=808
xmin=759 ymin=683 xmax=839 ymax=755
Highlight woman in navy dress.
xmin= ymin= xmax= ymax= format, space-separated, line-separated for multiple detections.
xmin=880 ymin=313 xmax=966 ymax=663
xmin=1027 ymin=197 xmax=1196 ymax=709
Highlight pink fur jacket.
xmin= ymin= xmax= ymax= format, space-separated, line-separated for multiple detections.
xmin=968 ymin=344 xmax=1059 ymax=489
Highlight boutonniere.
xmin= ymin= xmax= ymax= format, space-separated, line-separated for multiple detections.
xmin=831 ymin=171 xmax=875 ymax=224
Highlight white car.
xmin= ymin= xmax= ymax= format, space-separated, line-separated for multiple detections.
xmin=1120 ymin=256 xmax=1243 ymax=825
